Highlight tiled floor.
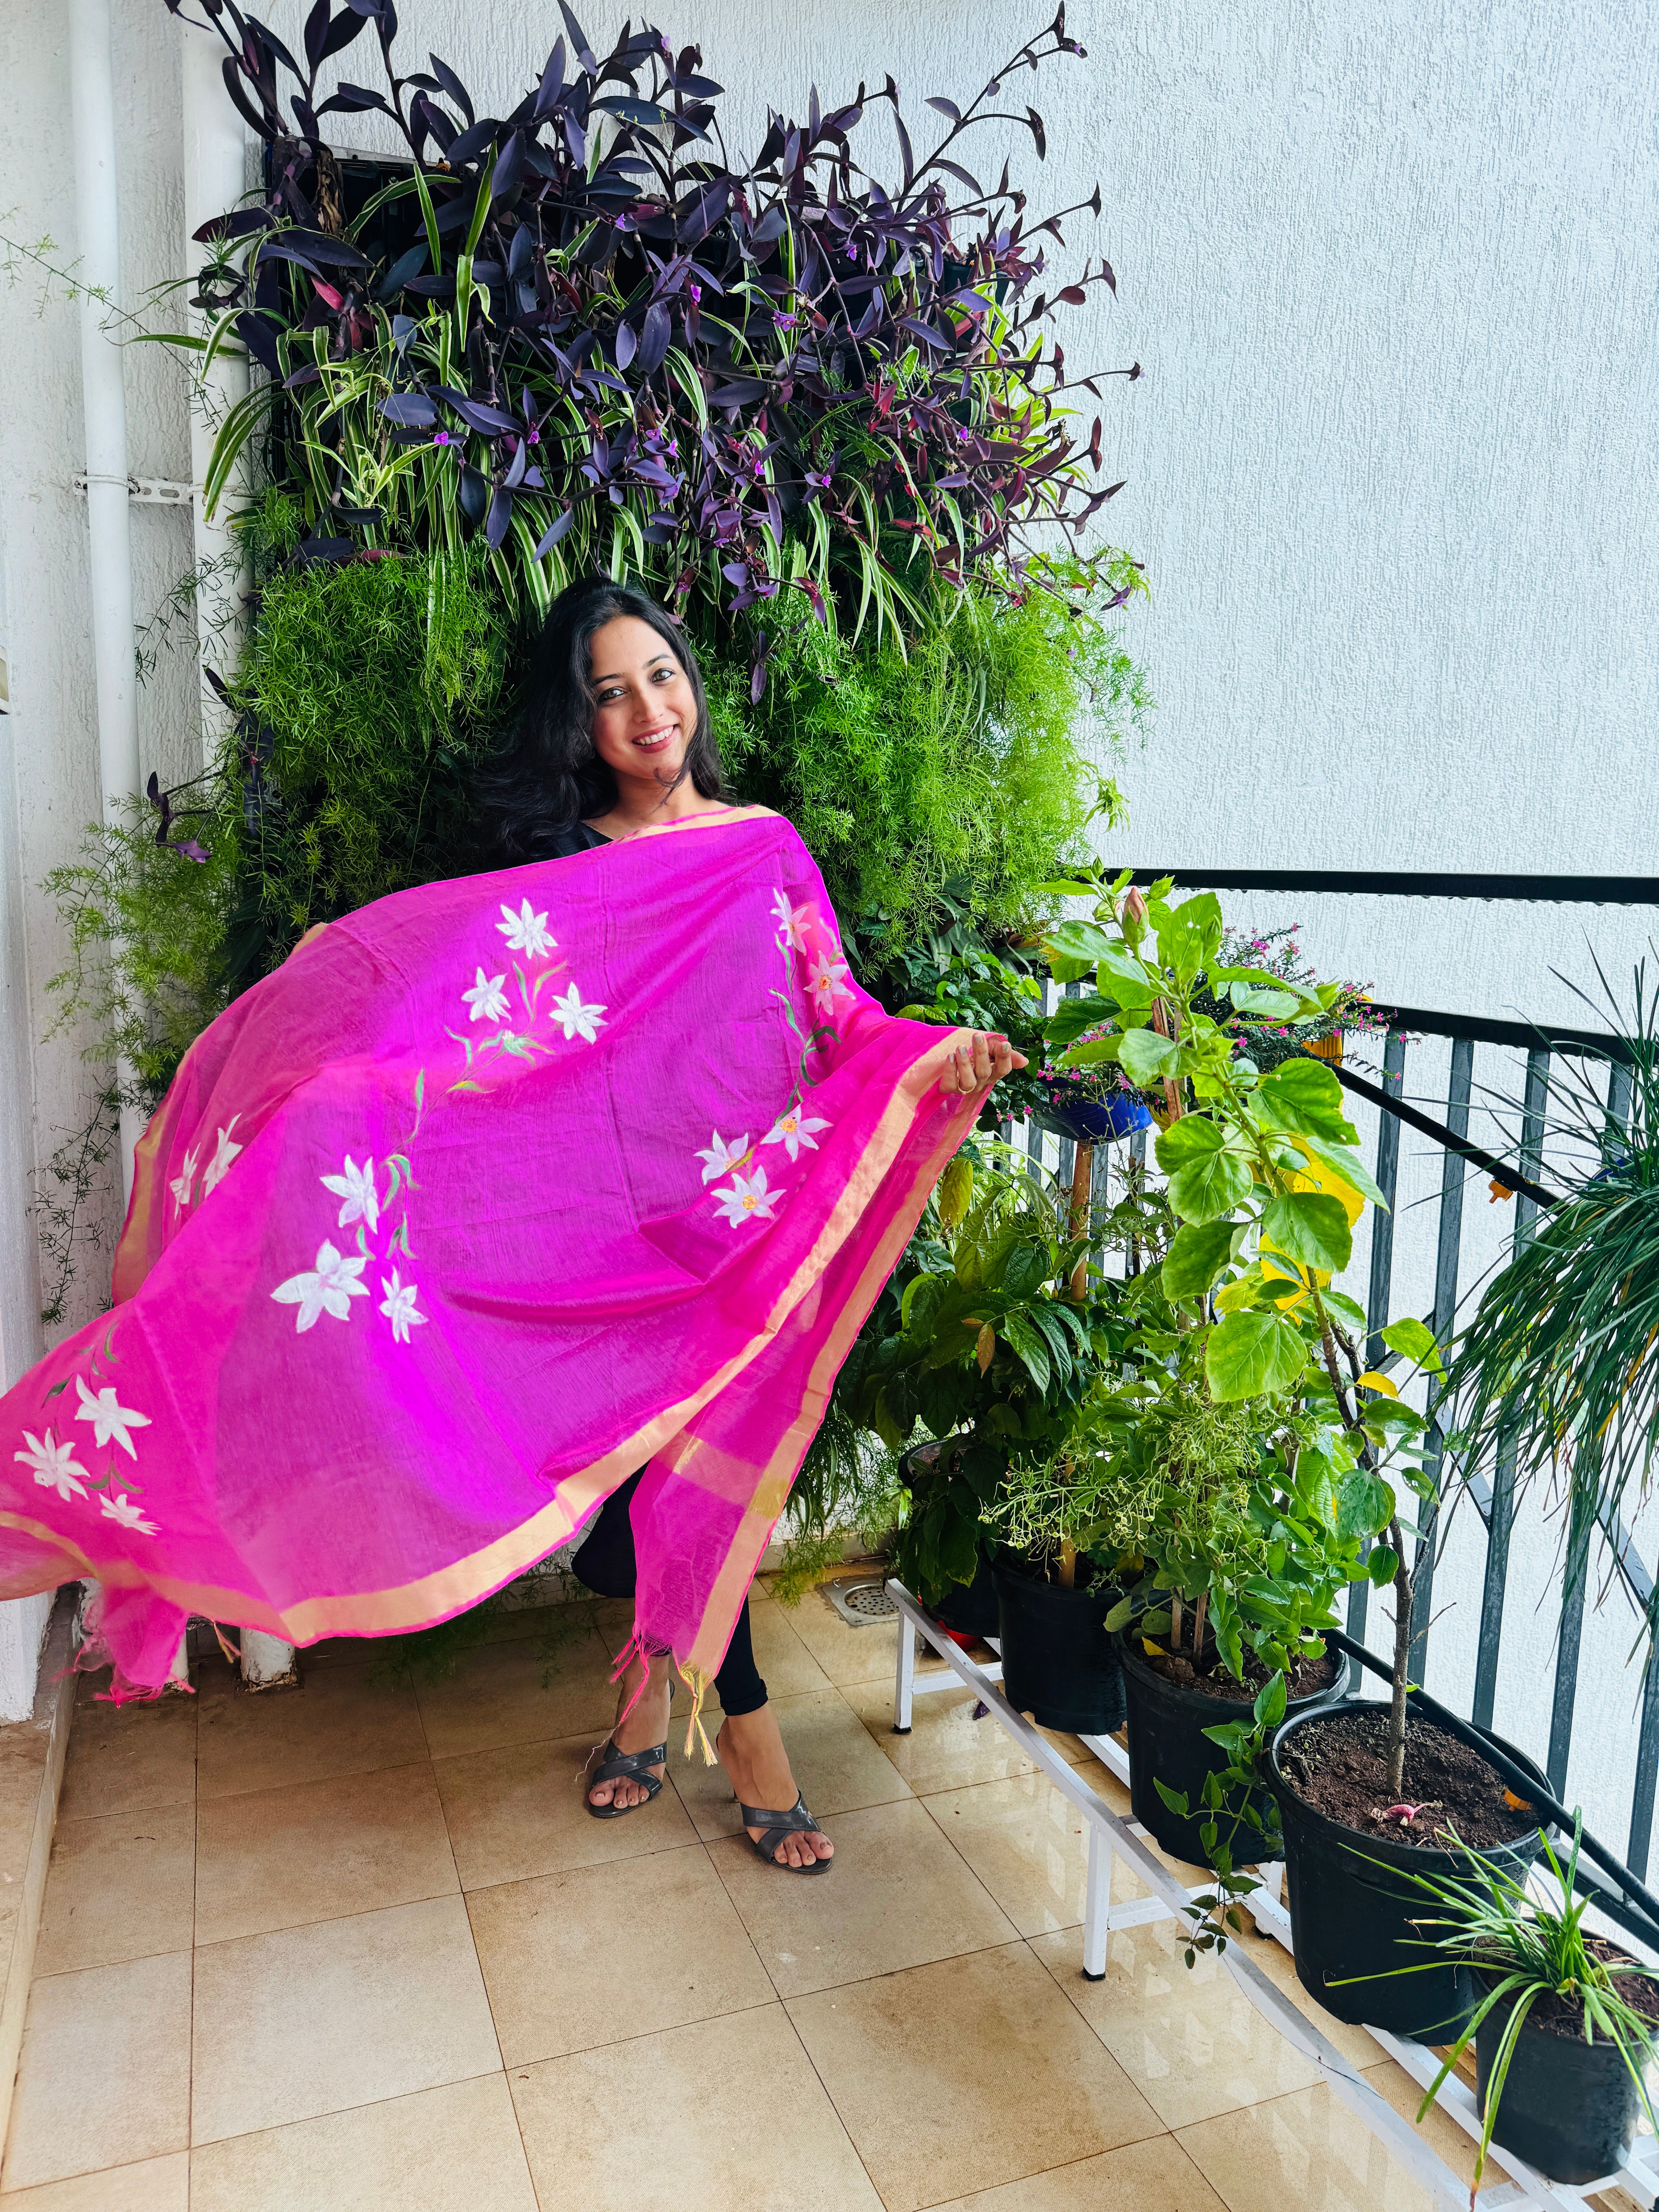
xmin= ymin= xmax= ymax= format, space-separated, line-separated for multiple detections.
xmin=0 ymin=1579 xmax=1536 ymax=2209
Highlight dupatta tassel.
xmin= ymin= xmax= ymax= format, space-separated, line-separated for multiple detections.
xmin=677 ymin=1662 xmax=717 ymax=1765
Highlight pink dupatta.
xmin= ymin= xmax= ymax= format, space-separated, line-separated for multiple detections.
xmin=0 ymin=809 xmax=975 ymax=1698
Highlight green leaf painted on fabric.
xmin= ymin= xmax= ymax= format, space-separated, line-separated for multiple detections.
xmin=1162 ymin=1219 xmax=1236 ymax=1301
xmin=1262 ymin=1191 xmax=1353 ymax=1274
xmin=1205 ymin=1310 xmax=1308 ymax=1400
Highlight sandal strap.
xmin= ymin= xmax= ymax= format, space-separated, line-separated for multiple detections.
xmin=593 ymin=1739 xmax=668 ymax=1785
xmin=740 ymin=1791 xmax=824 ymax=1855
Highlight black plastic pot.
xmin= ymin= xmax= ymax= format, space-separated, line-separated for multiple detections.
xmin=1475 ymin=1972 xmax=1655 ymax=2184
xmin=1269 ymin=1696 xmax=1551 ymax=2043
xmin=992 ymin=1556 xmax=1124 ymax=1734
xmin=1119 ymin=1635 xmax=1348 ymax=1866
xmin=936 ymin=1547 xmax=1001 ymax=1640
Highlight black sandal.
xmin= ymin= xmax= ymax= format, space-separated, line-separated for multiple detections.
xmin=585 ymin=1738 xmax=668 ymax=1819
xmin=740 ymin=1790 xmax=833 ymax=1874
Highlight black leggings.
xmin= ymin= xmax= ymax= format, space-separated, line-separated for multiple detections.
xmin=570 ymin=1471 xmax=769 ymax=1718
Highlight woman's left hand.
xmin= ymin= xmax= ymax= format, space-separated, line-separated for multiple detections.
xmin=938 ymin=1031 xmax=1028 ymax=1096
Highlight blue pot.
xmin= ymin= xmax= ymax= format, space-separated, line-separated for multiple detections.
xmin=1037 ymin=1089 xmax=1154 ymax=1145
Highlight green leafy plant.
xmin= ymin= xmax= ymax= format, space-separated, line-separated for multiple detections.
xmin=1442 ymin=969 xmax=1659 ymax=1632
xmin=1341 ymin=1818 xmax=1658 ymax=2204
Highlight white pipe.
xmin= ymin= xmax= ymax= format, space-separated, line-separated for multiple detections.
xmin=70 ymin=0 xmax=142 ymax=1199
xmin=180 ymin=19 xmax=251 ymax=758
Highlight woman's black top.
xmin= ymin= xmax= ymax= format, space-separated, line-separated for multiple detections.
xmin=543 ymin=822 xmax=614 ymax=860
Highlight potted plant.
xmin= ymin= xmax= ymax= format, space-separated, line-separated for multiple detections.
xmin=1039 ymin=871 xmax=1551 ymax=2021
xmin=1353 ymin=1820 xmax=1659 ymax=2191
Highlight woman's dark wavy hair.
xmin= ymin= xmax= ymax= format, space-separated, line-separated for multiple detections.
xmin=477 ymin=576 xmax=727 ymax=862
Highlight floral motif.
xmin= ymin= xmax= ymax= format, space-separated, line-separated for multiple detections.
xmin=14 ymin=1429 xmax=88 ymax=1503
xmin=321 ymin=1154 xmax=380 ymax=1234
xmin=74 ymin=1375 xmax=151 ymax=1461
xmin=271 ymin=1240 xmax=371 ymax=1332
xmin=463 ymin=968 xmax=511 ymax=1024
xmin=169 ymin=1144 xmax=199 ymax=1218
xmin=771 ymin=888 xmax=812 ymax=953
xmin=497 ymin=898 xmax=556 ymax=959
xmin=380 ymin=1267 xmax=427 ymax=1345
xmin=694 ymin=1130 xmax=750 ymax=1185
xmin=201 ymin=1115 xmax=243 ymax=1198
xmin=100 ymin=1491 xmax=159 ymax=1536
xmin=549 ymin=984 xmax=607 ymax=1043
xmin=805 ymin=950 xmax=853 ymax=1018
xmin=711 ymin=1166 xmax=781 ymax=1228
xmin=763 ymin=1108 xmax=830 ymax=1163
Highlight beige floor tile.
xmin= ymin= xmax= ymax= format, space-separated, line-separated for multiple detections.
xmin=788 ymin=1943 xmax=1164 ymax=2212
xmin=773 ymin=1579 xmax=909 ymax=1687
xmin=1175 ymin=2078 xmax=1452 ymax=2212
xmin=57 ymin=1697 xmax=196 ymax=1822
xmin=434 ymin=1727 xmax=696 ymax=1891
xmin=925 ymin=2133 xmax=1230 ymax=2210
xmin=189 ymin=2072 xmax=537 ymax=2212
xmin=671 ymin=1688 xmax=912 ymax=1841
xmin=510 ymin=2001 xmax=883 ymax=2211
xmin=744 ymin=1600 xmax=834 ymax=1698
xmin=191 ymin=1895 xmax=500 ymax=2143
xmin=412 ymin=1631 xmax=618 ymax=1760
xmin=195 ymin=1659 xmax=427 ymax=1800
xmin=923 ymin=1771 xmax=1095 ymax=1937
xmin=34 ymin=1807 xmax=195 ymax=1976
xmin=194 ymin=1761 xmax=458 ymax=1944
xmin=1030 ymin=1917 xmax=1332 ymax=2129
xmin=0 ymin=2152 xmax=190 ymax=2209
xmin=847 ymin=1682 xmax=1049 ymax=1791
xmin=3 ymin=1951 xmax=192 ymax=2191
xmin=469 ymin=1843 xmax=774 ymax=2065
xmin=708 ymin=1795 xmax=1018 ymax=1997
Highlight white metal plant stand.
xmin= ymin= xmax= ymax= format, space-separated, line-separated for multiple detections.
xmin=886 ymin=1578 xmax=1659 ymax=2212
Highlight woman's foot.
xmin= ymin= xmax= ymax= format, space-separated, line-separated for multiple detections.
xmin=716 ymin=1705 xmax=834 ymax=1869
xmin=587 ymin=1652 xmax=672 ymax=1811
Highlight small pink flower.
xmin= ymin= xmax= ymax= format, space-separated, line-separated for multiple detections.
xmin=433 ymin=430 xmax=452 ymax=447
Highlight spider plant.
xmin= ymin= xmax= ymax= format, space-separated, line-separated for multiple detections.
xmin=1366 ymin=1819 xmax=1657 ymax=2201
xmin=1441 ymin=962 xmax=1659 ymax=1630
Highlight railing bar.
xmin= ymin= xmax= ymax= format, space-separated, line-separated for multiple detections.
xmin=1472 ymin=1050 xmax=1550 ymax=1731
xmin=1628 ymin=1646 xmax=1659 ymax=1881
xmin=1120 ymin=866 xmax=1659 ymax=909
xmin=1547 ymin=1493 xmax=1593 ymax=1797
xmin=1411 ymin=1036 xmax=1473 ymax=1688
xmin=1364 ymin=1030 xmax=1407 ymax=1373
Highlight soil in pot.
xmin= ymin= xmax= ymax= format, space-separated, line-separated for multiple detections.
xmin=1270 ymin=1699 xmax=1549 ymax=2042
xmin=1476 ymin=1942 xmax=1659 ymax=2184
xmin=1121 ymin=1637 xmax=1342 ymax=1865
xmin=993 ymin=1555 xmax=1124 ymax=1735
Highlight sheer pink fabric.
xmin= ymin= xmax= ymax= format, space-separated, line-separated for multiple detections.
xmin=0 ymin=809 xmax=974 ymax=1694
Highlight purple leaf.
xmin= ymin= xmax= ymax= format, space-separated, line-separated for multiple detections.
xmin=457 ymin=466 xmax=489 ymax=527
xmin=380 ymin=391 xmax=438 ymax=425
xmin=926 ymin=96 xmax=961 ymax=121
xmin=613 ymin=318 xmax=637 ymax=369
xmin=637 ymin=300 xmax=671 ymax=375
xmin=532 ymin=506 xmax=576 ymax=557
xmin=234 ymin=310 xmax=282 ymax=378
xmin=490 ymin=129 xmax=526 ymax=203
xmin=427 ymin=50 xmax=474 ymax=125
xmin=534 ymin=38 xmax=567 ymax=117
xmin=1027 ymin=106 xmax=1047 ymax=158
xmin=484 ymin=484 xmax=513 ymax=548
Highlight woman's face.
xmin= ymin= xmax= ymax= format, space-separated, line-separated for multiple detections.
xmin=586 ymin=615 xmax=699 ymax=790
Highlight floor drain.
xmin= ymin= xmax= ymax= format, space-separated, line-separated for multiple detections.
xmin=825 ymin=1580 xmax=898 ymax=1627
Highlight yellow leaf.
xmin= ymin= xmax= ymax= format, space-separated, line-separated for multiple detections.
xmin=1141 ymin=1638 xmax=1166 ymax=1657
xmin=1355 ymin=1371 xmax=1398 ymax=1397
xmin=1285 ymin=1137 xmax=1364 ymax=1225
xmin=975 ymin=1322 xmax=996 ymax=1375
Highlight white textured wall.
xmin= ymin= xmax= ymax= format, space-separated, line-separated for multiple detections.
xmin=2 ymin=0 xmax=1656 ymax=1767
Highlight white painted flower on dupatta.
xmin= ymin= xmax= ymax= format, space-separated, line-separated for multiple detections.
xmin=805 ymin=950 xmax=853 ymax=1017
xmin=694 ymin=1130 xmax=750 ymax=1185
xmin=14 ymin=1429 xmax=88 ymax=1503
xmin=201 ymin=1116 xmax=243 ymax=1198
xmin=771 ymin=888 xmax=812 ymax=952
xmin=271 ymin=1240 xmax=370 ymax=1332
xmin=711 ymin=1167 xmax=780 ymax=1228
xmin=496 ymin=899 xmax=556 ymax=958
xmin=549 ymin=984 xmax=606 ymax=1043
xmin=74 ymin=1376 xmax=151 ymax=1461
xmin=464 ymin=968 xmax=510 ymax=1024
xmin=763 ymin=1108 xmax=830 ymax=1163
xmin=380 ymin=1268 xmax=427 ymax=1345
xmin=100 ymin=1492 xmax=158 ymax=1536
xmin=168 ymin=1145 xmax=199 ymax=1218
xmin=321 ymin=1154 xmax=380 ymax=1234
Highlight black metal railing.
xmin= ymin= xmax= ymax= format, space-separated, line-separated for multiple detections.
xmin=1013 ymin=871 xmax=1659 ymax=1888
